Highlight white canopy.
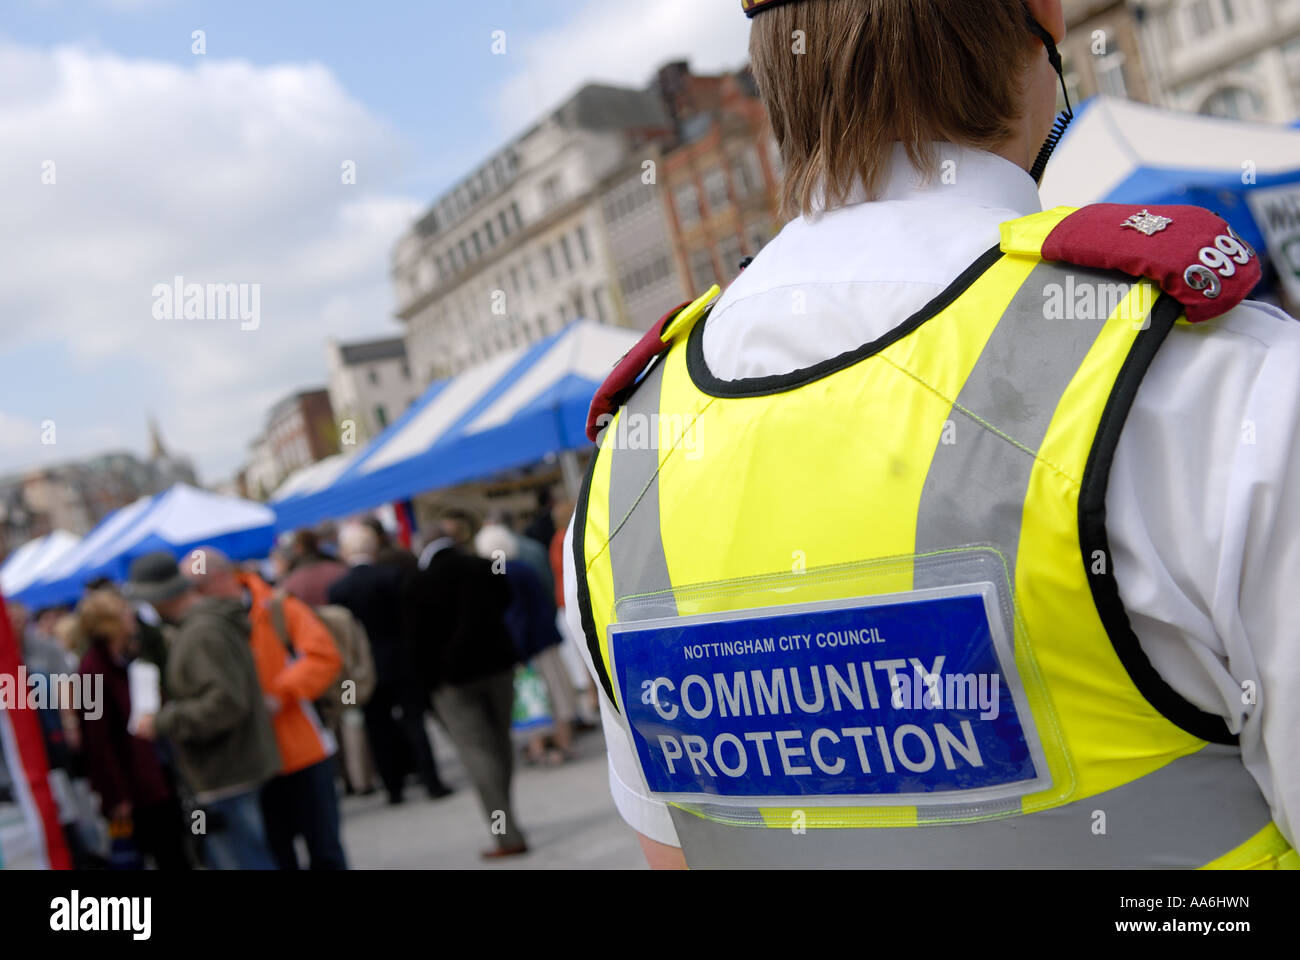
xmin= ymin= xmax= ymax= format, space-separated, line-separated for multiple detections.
xmin=0 ymin=530 xmax=80 ymax=599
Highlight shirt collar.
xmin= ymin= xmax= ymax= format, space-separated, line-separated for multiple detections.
xmin=417 ymin=537 xmax=456 ymax=570
xmin=818 ymin=143 xmax=1042 ymax=217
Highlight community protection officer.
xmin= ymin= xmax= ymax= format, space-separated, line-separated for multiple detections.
xmin=563 ymin=0 xmax=1299 ymax=869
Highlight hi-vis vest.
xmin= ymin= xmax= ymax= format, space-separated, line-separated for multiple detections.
xmin=574 ymin=204 xmax=1298 ymax=870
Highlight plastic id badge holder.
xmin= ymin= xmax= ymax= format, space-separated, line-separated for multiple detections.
xmin=606 ymin=549 xmax=1069 ymax=826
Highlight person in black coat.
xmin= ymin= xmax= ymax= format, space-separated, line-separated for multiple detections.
xmin=328 ymin=523 xmax=450 ymax=804
xmin=404 ymin=515 xmax=526 ymax=858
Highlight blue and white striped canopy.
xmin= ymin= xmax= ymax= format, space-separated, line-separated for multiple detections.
xmin=0 ymin=530 xmax=80 ymax=600
xmin=1039 ymin=96 xmax=1300 ymax=258
xmin=273 ymin=319 xmax=640 ymax=532
xmin=13 ymin=484 xmax=274 ymax=609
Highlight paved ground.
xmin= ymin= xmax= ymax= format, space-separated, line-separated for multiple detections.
xmin=341 ymin=718 xmax=646 ymax=869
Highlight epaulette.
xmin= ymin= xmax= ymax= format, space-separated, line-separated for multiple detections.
xmin=586 ymin=285 xmax=720 ymax=442
xmin=1001 ymin=204 xmax=1261 ymax=323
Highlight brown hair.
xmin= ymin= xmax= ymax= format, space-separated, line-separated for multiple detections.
xmin=76 ymin=587 xmax=130 ymax=645
xmin=53 ymin=613 xmax=87 ymax=658
xmin=750 ymin=0 xmax=1038 ymax=217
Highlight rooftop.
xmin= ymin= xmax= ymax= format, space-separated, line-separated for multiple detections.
xmin=412 ymin=82 xmax=671 ymax=240
xmin=338 ymin=337 xmax=407 ymax=366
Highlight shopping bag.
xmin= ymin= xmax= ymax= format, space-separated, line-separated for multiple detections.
xmin=510 ymin=663 xmax=553 ymax=735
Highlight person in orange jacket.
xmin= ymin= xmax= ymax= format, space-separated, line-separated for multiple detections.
xmin=182 ymin=546 xmax=348 ymax=869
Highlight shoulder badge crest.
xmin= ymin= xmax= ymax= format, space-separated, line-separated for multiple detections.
xmin=1041 ymin=203 xmax=1260 ymax=323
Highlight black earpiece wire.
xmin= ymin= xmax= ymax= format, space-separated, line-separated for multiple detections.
xmin=1025 ymin=14 xmax=1074 ymax=185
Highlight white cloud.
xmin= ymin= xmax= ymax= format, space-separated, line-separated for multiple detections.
xmin=0 ymin=409 xmax=127 ymax=472
xmin=0 ymin=40 xmax=421 ymax=481
xmin=493 ymin=0 xmax=753 ymax=133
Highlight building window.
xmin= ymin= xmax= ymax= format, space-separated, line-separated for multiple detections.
xmin=572 ymin=289 xmax=586 ymax=319
xmin=512 ymin=202 xmax=523 ymax=231
xmin=525 ymin=256 xmax=538 ymax=291
xmin=689 ymin=248 xmax=718 ymax=291
xmin=1199 ymin=85 xmax=1264 ymax=119
xmin=375 ymin=405 xmax=388 ymax=429
xmin=619 ymin=253 xmax=673 ymax=297
xmin=674 ymin=182 xmax=702 ymax=227
xmin=499 ymin=210 xmax=511 ymax=238
xmin=1060 ymin=53 xmax=1081 ymax=109
xmin=560 ymin=234 xmax=575 ymax=272
xmin=541 ymin=174 xmax=564 ymax=208
xmin=703 ymin=167 xmax=729 ymax=213
xmin=719 ymin=235 xmax=745 ymax=282
xmin=400 ymin=362 xmax=410 ymax=380
xmin=593 ymin=285 xmax=609 ymax=324
xmin=1094 ymin=52 xmax=1128 ymax=99
xmin=604 ymin=176 xmax=656 ymax=225
xmin=510 ymin=265 xmax=521 ymax=295
xmin=576 ymin=225 xmax=592 ymax=264
xmin=485 ymin=220 xmax=496 ymax=246
xmin=472 ymin=231 xmax=483 ymax=257
xmin=368 ymin=369 xmax=380 ymax=386
xmin=730 ymin=149 xmax=763 ymax=198
xmin=1283 ymin=37 xmax=1300 ymax=105
xmin=1187 ymin=0 xmax=1214 ymax=37
xmin=544 ymin=245 xmax=558 ymax=279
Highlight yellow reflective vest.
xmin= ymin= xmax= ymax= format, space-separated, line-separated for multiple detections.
xmin=574 ymin=206 xmax=1296 ymax=869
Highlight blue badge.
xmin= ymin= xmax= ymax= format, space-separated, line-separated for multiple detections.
xmin=609 ymin=585 xmax=1047 ymax=805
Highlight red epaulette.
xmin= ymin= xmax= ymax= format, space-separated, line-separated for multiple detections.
xmin=1037 ymin=204 xmax=1260 ymax=323
xmin=586 ymin=286 xmax=721 ymax=442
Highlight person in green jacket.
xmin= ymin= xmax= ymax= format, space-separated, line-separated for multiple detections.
xmin=127 ymin=551 xmax=280 ymax=870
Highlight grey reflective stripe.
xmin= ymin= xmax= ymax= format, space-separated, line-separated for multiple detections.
xmin=670 ymin=744 xmax=1273 ymax=869
xmin=607 ymin=358 xmax=677 ymax=619
xmin=914 ymin=263 xmax=1128 ymax=589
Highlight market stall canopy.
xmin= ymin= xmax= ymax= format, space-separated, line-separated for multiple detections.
xmin=270 ymin=452 xmax=361 ymax=503
xmin=14 ymin=484 xmax=274 ymax=609
xmin=13 ymin=496 xmax=154 ymax=609
xmin=273 ymin=319 xmax=640 ymax=533
xmin=1039 ymin=96 xmax=1300 ymax=282
xmin=0 ymin=530 xmax=80 ymax=599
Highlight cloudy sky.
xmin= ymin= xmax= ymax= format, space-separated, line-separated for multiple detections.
xmin=0 ymin=0 xmax=751 ymax=482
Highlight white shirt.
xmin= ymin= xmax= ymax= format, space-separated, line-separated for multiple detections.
xmin=418 ymin=537 xmax=455 ymax=570
xmin=564 ymin=144 xmax=1300 ymax=849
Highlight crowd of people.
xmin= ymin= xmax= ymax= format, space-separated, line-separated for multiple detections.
xmin=2 ymin=489 xmax=597 ymax=868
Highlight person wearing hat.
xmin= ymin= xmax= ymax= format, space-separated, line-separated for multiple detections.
xmin=127 ymin=550 xmax=281 ymax=870
xmin=565 ymin=0 xmax=1300 ymax=869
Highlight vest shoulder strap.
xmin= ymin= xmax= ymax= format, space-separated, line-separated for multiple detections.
xmin=1001 ymin=203 xmax=1260 ymax=323
xmin=585 ymin=286 xmax=719 ymax=441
